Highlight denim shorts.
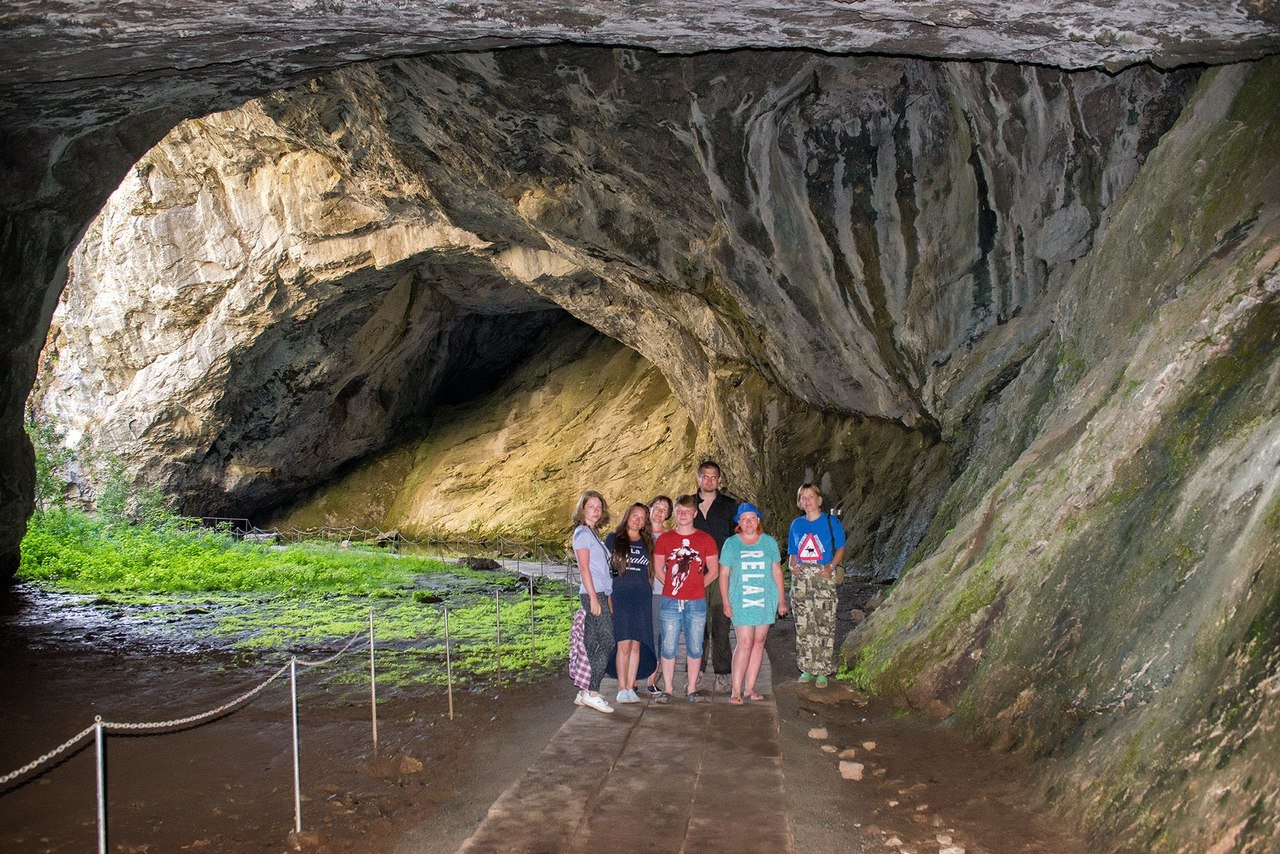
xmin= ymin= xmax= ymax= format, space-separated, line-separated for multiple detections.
xmin=658 ymin=596 xmax=707 ymax=660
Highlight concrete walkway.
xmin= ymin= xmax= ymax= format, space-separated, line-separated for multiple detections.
xmin=458 ymin=654 xmax=792 ymax=853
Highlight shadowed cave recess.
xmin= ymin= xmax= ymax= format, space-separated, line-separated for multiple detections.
xmin=3 ymin=3 xmax=1279 ymax=851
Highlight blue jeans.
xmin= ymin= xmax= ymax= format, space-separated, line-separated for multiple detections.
xmin=658 ymin=596 xmax=706 ymax=660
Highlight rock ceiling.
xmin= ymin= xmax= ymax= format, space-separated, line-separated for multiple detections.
xmin=0 ymin=4 xmax=1276 ymax=565
xmin=2 ymin=1 xmax=1279 ymax=136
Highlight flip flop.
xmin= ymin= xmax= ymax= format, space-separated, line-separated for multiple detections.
xmin=746 ymin=691 xmax=765 ymax=701
xmin=730 ymin=694 xmax=744 ymax=705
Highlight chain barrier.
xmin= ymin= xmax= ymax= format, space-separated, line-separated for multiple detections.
xmin=97 ymin=662 xmax=292 ymax=733
xmin=0 ymin=722 xmax=98 ymax=786
xmin=5 ymin=554 xmax=573 ymax=785
xmin=1 ymin=638 xmax=381 ymax=784
xmin=296 ymin=628 xmax=368 ymax=668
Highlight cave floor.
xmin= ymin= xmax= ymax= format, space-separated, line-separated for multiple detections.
xmin=447 ymin=619 xmax=1086 ymax=854
xmin=767 ymin=617 xmax=1086 ymax=854
xmin=1 ymin=583 xmax=1085 ymax=854
xmin=448 ymin=653 xmax=790 ymax=853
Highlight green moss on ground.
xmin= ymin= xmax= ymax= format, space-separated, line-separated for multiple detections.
xmin=18 ymin=510 xmax=576 ymax=688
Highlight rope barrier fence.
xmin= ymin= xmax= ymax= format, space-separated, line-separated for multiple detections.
xmin=3 ymin=532 xmax=586 ymax=853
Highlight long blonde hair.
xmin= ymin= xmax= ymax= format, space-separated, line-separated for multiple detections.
xmin=570 ymin=490 xmax=610 ymax=532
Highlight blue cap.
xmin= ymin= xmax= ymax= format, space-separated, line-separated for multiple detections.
xmin=734 ymin=502 xmax=763 ymax=523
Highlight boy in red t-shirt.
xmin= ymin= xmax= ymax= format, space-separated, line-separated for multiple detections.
xmin=653 ymin=495 xmax=720 ymax=702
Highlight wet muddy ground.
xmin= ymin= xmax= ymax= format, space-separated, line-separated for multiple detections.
xmin=774 ymin=581 xmax=1087 ymax=854
xmin=0 ymin=583 xmax=573 ymax=853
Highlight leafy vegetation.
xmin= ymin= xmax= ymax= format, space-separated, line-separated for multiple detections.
xmin=26 ymin=414 xmax=74 ymax=513
xmin=21 ymin=509 xmax=452 ymax=593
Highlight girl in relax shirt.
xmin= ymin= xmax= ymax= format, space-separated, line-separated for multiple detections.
xmin=718 ymin=502 xmax=788 ymax=704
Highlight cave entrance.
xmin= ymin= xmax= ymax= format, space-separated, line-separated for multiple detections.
xmin=32 ymin=44 xmax=1073 ymax=572
xmin=265 ymin=310 xmax=698 ymax=538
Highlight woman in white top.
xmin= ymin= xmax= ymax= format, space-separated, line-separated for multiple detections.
xmin=572 ymin=490 xmax=615 ymax=714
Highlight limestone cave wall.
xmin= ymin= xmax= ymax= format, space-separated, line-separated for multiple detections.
xmin=846 ymin=61 xmax=1280 ymax=850
xmin=270 ymin=320 xmax=699 ymax=537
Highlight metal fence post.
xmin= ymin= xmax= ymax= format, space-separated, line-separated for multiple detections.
xmin=444 ymin=606 xmax=455 ymax=721
xmin=94 ymin=716 xmax=106 ymax=854
xmin=528 ymin=576 xmax=536 ymax=661
xmin=290 ymin=657 xmax=302 ymax=834
xmin=494 ymin=590 xmax=503 ymax=687
xmin=369 ymin=609 xmax=378 ymax=756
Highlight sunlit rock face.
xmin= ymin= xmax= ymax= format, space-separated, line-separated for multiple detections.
xmin=39 ymin=51 xmax=1190 ymax=543
xmin=270 ymin=321 xmax=699 ymax=538
xmin=42 ymin=103 xmax=564 ymax=513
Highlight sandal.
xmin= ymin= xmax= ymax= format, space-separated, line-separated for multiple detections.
xmin=653 ymin=691 xmax=670 ymax=704
xmin=687 ymin=691 xmax=707 ymax=703
xmin=746 ymin=691 xmax=765 ymax=701
xmin=730 ymin=694 xmax=744 ymax=705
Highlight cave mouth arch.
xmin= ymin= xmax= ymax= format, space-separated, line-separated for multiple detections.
xmin=264 ymin=312 xmax=700 ymax=538
xmin=36 ymin=46 xmax=981 ymax=564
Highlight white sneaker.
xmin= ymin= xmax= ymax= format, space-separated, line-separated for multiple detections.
xmin=581 ymin=692 xmax=614 ymax=714
xmin=621 ymin=689 xmax=644 ymax=703
xmin=574 ymin=690 xmax=586 ymax=706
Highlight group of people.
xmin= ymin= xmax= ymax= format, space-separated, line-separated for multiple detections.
xmin=569 ymin=460 xmax=846 ymax=714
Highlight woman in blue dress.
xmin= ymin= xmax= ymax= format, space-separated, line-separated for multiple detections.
xmin=605 ymin=502 xmax=658 ymax=703
xmin=718 ymin=502 xmax=787 ymax=703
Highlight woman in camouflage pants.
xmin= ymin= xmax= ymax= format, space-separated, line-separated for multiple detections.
xmin=787 ymin=484 xmax=846 ymax=688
